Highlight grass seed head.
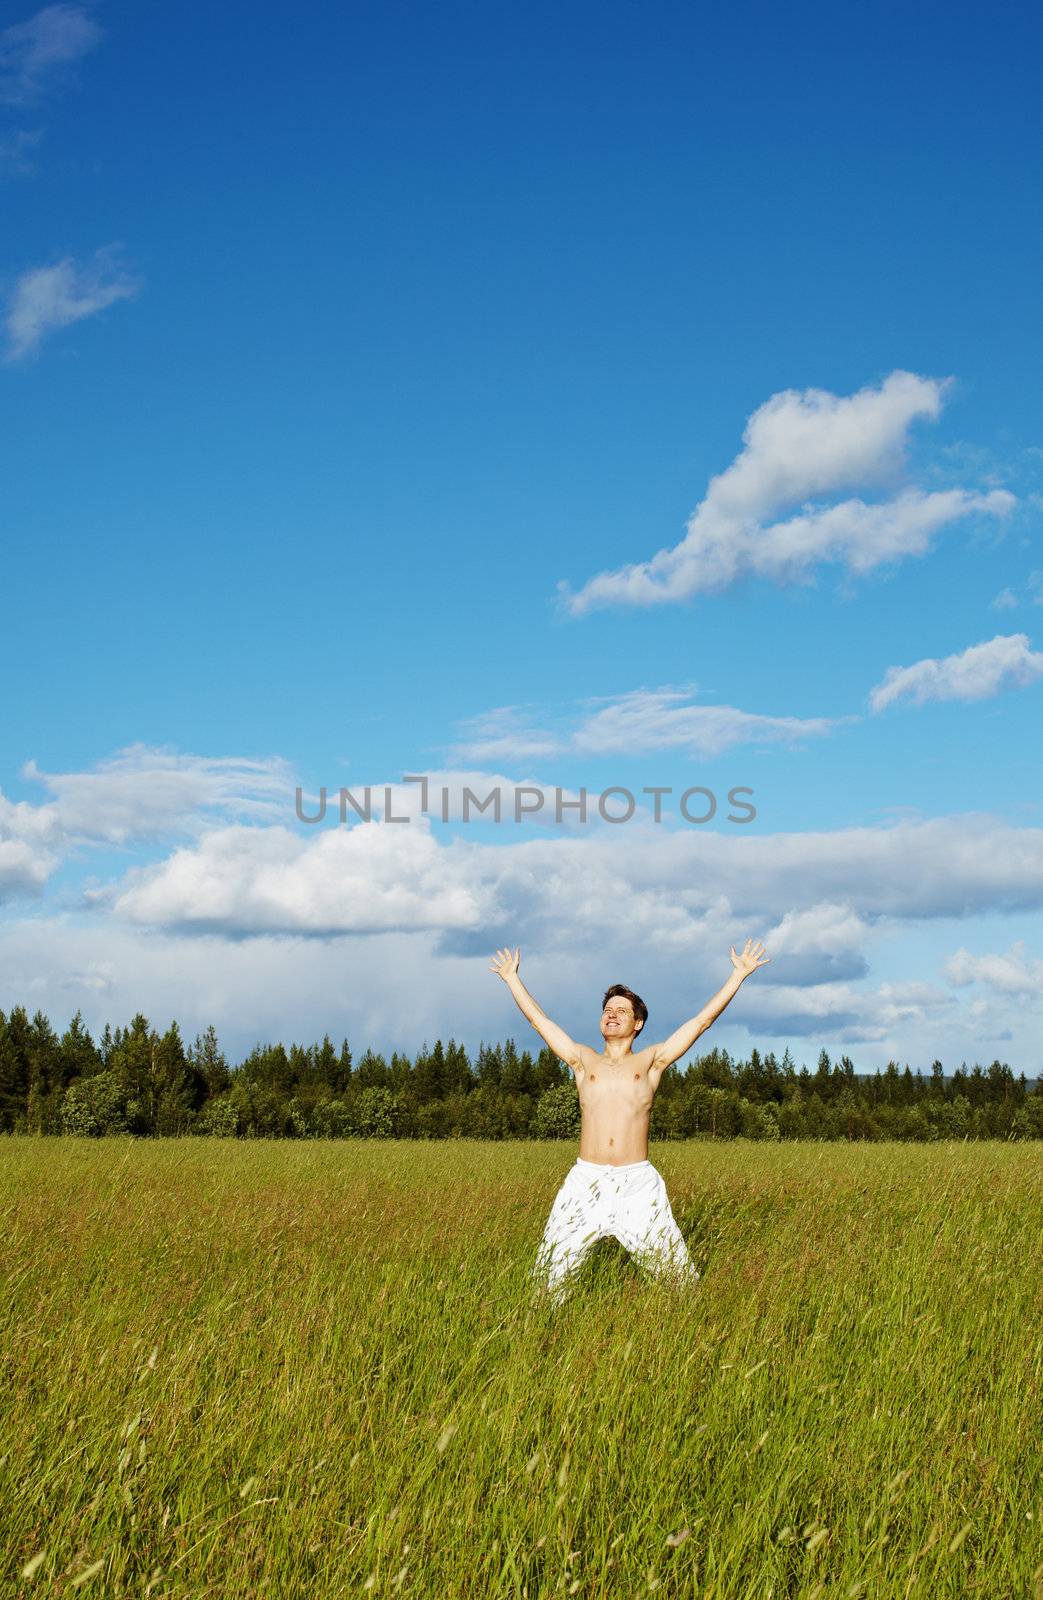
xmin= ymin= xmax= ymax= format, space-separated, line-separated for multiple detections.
xmin=71 ymin=1558 xmax=106 ymax=1588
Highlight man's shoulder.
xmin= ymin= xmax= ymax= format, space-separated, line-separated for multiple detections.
xmin=575 ymin=1042 xmax=659 ymax=1068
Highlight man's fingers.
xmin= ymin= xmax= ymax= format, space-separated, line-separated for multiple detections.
xmin=734 ymin=938 xmax=769 ymax=967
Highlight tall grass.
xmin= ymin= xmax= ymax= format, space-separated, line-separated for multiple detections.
xmin=1 ymin=1138 xmax=1040 ymax=1597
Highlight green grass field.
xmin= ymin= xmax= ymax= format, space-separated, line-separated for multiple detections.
xmin=2 ymin=1138 xmax=1041 ymax=1598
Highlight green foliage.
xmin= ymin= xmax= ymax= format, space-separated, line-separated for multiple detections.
xmin=310 ymin=1098 xmax=355 ymax=1139
xmin=193 ymin=1094 xmax=242 ymax=1137
xmin=59 ymin=1070 xmax=128 ymax=1137
xmin=354 ymin=1086 xmax=397 ymax=1138
xmin=1 ymin=1002 xmax=1040 ymax=1141
xmin=533 ymin=1082 xmax=581 ymax=1139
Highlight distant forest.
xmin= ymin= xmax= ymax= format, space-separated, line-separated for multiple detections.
xmin=1 ymin=1005 xmax=1040 ymax=1142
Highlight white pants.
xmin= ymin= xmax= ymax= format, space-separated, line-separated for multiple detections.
xmin=530 ymin=1157 xmax=700 ymax=1304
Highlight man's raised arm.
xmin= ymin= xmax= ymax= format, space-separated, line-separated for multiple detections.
xmin=651 ymin=938 xmax=771 ymax=1073
xmin=489 ymin=947 xmax=584 ymax=1072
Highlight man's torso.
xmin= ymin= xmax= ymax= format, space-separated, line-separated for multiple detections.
xmin=573 ymin=1044 xmax=660 ymax=1164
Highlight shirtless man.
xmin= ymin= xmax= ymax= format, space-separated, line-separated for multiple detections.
xmin=490 ymin=939 xmax=771 ymax=1303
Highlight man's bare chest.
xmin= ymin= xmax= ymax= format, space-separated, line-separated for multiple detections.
xmin=578 ymin=1062 xmax=654 ymax=1110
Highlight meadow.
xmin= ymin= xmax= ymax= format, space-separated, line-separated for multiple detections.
xmin=1 ymin=1138 xmax=1041 ymax=1598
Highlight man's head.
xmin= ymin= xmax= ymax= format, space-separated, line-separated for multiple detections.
xmin=600 ymin=983 xmax=648 ymax=1045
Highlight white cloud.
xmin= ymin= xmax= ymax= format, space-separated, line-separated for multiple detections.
xmin=571 ymin=687 xmax=835 ymax=758
xmin=449 ymin=685 xmax=839 ymax=765
xmin=85 ymin=806 xmax=1043 ymax=954
xmin=3 ymin=773 xmax=1043 ymax=1066
xmin=447 ymin=707 xmax=569 ymax=764
xmin=105 ymin=821 xmax=496 ymax=937
xmin=0 ymin=785 xmax=64 ymax=900
xmin=0 ymin=914 xmax=597 ymax=1064
xmin=868 ymin=633 xmax=1043 ymax=713
xmin=0 ymin=749 xmax=605 ymax=911
xmin=20 ymin=743 xmax=294 ymax=841
xmin=10 ymin=749 xmax=1043 ymax=955
xmin=758 ymin=901 xmax=874 ymax=985
xmin=740 ymin=976 xmax=956 ymax=1045
xmin=0 ymin=909 xmax=1019 ymax=1067
xmin=991 ymin=570 xmax=1043 ymax=611
xmin=0 ymin=833 xmax=59 ymax=900
xmin=0 ymin=745 xmax=296 ymax=903
xmin=4 ymin=243 xmax=140 ymax=361
xmin=0 ymin=3 xmax=99 ymax=105
xmin=561 ymin=370 xmax=1016 ymax=613
xmin=944 ymin=939 xmax=1043 ymax=997
xmin=6 ymin=744 xmax=1043 ymax=1065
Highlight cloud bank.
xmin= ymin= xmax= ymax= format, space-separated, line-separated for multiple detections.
xmin=5 ymin=748 xmax=1042 ymax=1063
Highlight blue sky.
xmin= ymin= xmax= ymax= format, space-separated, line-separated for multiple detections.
xmin=2 ymin=0 xmax=1043 ymax=1073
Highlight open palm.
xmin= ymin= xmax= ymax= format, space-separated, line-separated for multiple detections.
xmin=730 ymin=937 xmax=770 ymax=976
xmin=489 ymin=947 xmax=521 ymax=979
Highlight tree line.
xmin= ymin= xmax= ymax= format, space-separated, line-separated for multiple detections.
xmin=1 ymin=1004 xmax=1041 ymax=1142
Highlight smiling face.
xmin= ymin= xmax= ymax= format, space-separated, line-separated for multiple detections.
xmin=600 ymin=995 xmax=642 ymax=1044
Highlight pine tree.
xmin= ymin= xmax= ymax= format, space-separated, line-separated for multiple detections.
xmin=475 ymin=1042 xmax=503 ymax=1089
xmin=0 ymin=1009 xmax=30 ymax=1132
xmin=355 ymin=1049 xmax=390 ymax=1089
xmin=192 ymin=1025 xmax=231 ymax=1099
xmin=413 ymin=1040 xmax=448 ymax=1103
xmin=59 ymin=1012 xmax=102 ymax=1087
xmin=444 ymin=1039 xmax=472 ymax=1096
xmin=534 ymin=1045 xmax=567 ymax=1094
xmin=314 ymin=1035 xmax=338 ymax=1092
xmin=154 ymin=1021 xmax=204 ymax=1135
xmin=987 ymin=1060 xmax=1014 ymax=1104
xmin=335 ymin=1038 xmax=353 ymax=1094
xmin=500 ymin=1040 xmax=537 ymax=1097
xmin=111 ymin=1014 xmax=156 ymax=1134
xmin=27 ymin=1011 xmax=62 ymax=1132
xmin=389 ymin=1051 xmax=412 ymax=1092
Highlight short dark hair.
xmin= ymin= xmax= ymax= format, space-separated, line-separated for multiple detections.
xmin=602 ymin=983 xmax=648 ymax=1032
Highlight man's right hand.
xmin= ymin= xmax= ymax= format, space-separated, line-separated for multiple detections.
xmin=489 ymin=946 xmax=521 ymax=980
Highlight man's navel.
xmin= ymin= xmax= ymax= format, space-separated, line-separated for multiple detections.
xmin=634 ymin=1072 xmax=640 ymax=1080
xmin=609 ymin=1137 xmax=614 ymax=1146
xmin=589 ymin=1073 xmax=596 ymax=1081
